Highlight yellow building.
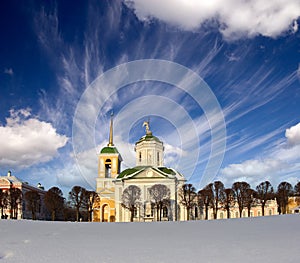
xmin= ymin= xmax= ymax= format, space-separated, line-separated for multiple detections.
xmin=94 ymin=117 xmax=186 ymax=222
xmin=287 ymin=196 xmax=300 ymax=214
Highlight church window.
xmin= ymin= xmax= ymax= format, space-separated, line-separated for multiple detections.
xmin=139 ymin=152 xmax=142 ymax=162
xmin=133 ymin=207 xmax=138 ymax=218
xmin=148 ymin=153 xmax=152 ymax=163
xmin=194 ymin=206 xmax=198 ymax=218
xmin=163 ymin=207 xmax=168 ymax=218
xmin=151 ymin=203 xmax=155 ymax=217
xmin=105 ymin=159 xmax=112 ymax=178
xmin=269 ymin=209 xmax=272 ymax=216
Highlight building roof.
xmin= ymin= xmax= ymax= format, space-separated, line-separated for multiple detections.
xmin=100 ymin=146 xmax=119 ymax=154
xmin=116 ymin=166 xmax=184 ymax=180
xmin=0 ymin=172 xmax=45 ymax=192
xmin=135 ymin=134 xmax=162 ymax=144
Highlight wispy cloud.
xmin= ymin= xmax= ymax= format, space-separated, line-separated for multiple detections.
xmin=3 ymin=68 xmax=14 ymax=76
xmin=30 ymin=1 xmax=299 ymax=190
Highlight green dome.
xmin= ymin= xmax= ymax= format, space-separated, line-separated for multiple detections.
xmin=100 ymin=146 xmax=119 ymax=154
xmin=136 ymin=134 xmax=162 ymax=144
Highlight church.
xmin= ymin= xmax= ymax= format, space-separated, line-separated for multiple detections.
xmin=93 ymin=116 xmax=186 ymax=222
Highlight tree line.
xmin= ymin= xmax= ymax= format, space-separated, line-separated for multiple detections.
xmin=0 ymin=186 xmax=98 ymax=221
xmin=180 ymin=180 xmax=300 ymax=220
xmin=120 ymin=181 xmax=300 ymax=221
xmin=1 ymin=181 xmax=299 ymax=221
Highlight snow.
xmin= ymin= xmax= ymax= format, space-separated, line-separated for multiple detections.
xmin=0 ymin=215 xmax=299 ymax=262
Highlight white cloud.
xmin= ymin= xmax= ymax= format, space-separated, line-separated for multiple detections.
xmin=221 ymin=159 xmax=285 ymax=186
xmin=0 ymin=109 xmax=68 ymax=169
xmin=125 ymin=0 xmax=300 ymax=39
xmin=4 ymin=68 xmax=14 ymax=76
xmin=220 ymin=122 xmax=300 ymax=187
xmin=285 ymin=122 xmax=300 ymax=146
xmin=292 ymin=20 xmax=299 ymax=32
xmin=164 ymin=143 xmax=186 ymax=168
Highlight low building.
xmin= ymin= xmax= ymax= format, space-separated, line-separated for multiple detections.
xmin=287 ymin=196 xmax=300 ymax=214
xmin=197 ymin=199 xmax=278 ymax=220
xmin=0 ymin=171 xmax=47 ymax=220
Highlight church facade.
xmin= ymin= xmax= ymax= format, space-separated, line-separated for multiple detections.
xmin=93 ymin=117 xmax=186 ymax=222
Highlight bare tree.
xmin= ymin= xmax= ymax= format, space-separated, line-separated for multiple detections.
xmin=69 ymin=186 xmax=86 ymax=221
xmin=44 ymin=187 xmax=65 ymax=221
xmin=0 ymin=190 xmax=8 ymax=219
xmin=121 ymin=185 xmax=141 ymax=222
xmin=208 ymin=181 xmax=225 ymax=219
xmin=222 ymin=188 xmax=235 ymax=219
xmin=276 ymin=182 xmax=293 ymax=214
xmin=25 ymin=190 xmax=40 ymax=220
xmin=7 ymin=188 xmax=22 ymax=219
xmin=84 ymin=190 xmax=98 ymax=222
xmin=294 ymin=182 xmax=300 ymax=196
xmin=198 ymin=187 xmax=213 ymax=220
xmin=179 ymin=184 xmax=197 ymax=220
xmin=256 ymin=181 xmax=274 ymax=216
xmin=232 ymin=182 xmax=251 ymax=218
xmin=149 ymin=184 xmax=170 ymax=221
xmin=244 ymin=188 xmax=256 ymax=217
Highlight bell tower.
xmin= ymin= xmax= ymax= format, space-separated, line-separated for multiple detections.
xmin=94 ymin=113 xmax=122 ymax=222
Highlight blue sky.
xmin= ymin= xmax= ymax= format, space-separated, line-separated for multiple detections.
xmin=1 ymin=0 xmax=300 ymax=194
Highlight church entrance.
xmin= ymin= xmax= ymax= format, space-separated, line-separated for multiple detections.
xmin=101 ymin=204 xmax=109 ymax=222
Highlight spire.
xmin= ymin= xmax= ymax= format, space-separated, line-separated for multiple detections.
xmin=108 ymin=111 xmax=114 ymax=146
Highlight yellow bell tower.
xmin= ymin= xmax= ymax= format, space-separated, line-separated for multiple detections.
xmin=94 ymin=113 xmax=122 ymax=222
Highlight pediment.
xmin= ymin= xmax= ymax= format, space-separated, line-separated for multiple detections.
xmin=131 ymin=168 xmax=167 ymax=179
xmin=0 ymin=178 xmax=10 ymax=185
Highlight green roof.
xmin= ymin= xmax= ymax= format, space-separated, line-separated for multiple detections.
xmin=157 ymin=167 xmax=176 ymax=175
xmin=117 ymin=167 xmax=144 ymax=179
xmin=136 ymin=134 xmax=162 ymax=144
xmin=100 ymin=146 xmax=119 ymax=154
xmin=117 ymin=166 xmax=177 ymax=179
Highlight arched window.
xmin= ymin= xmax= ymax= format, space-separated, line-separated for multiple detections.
xmin=102 ymin=204 xmax=109 ymax=222
xmin=258 ymin=210 xmax=261 ymax=217
xmin=163 ymin=207 xmax=168 ymax=218
xmin=269 ymin=209 xmax=272 ymax=216
xmin=235 ymin=212 xmax=239 ymax=218
xmin=151 ymin=203 xmax=155 ymax=217
xmin=139 ymin=152 xmax=142 ymax=162
xmin=133 ymin=207 xmax=138 ymax=218
xmin=220 ymin=212 xmax=224 ymax=219
xmin=105 ymin=159 xmax=112 ymax=178
xmin=194 ymin=206 xmax=198 ymax=218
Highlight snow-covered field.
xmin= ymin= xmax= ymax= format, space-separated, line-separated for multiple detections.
xmin=0 ymin=215 xmax=299 ymax=263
